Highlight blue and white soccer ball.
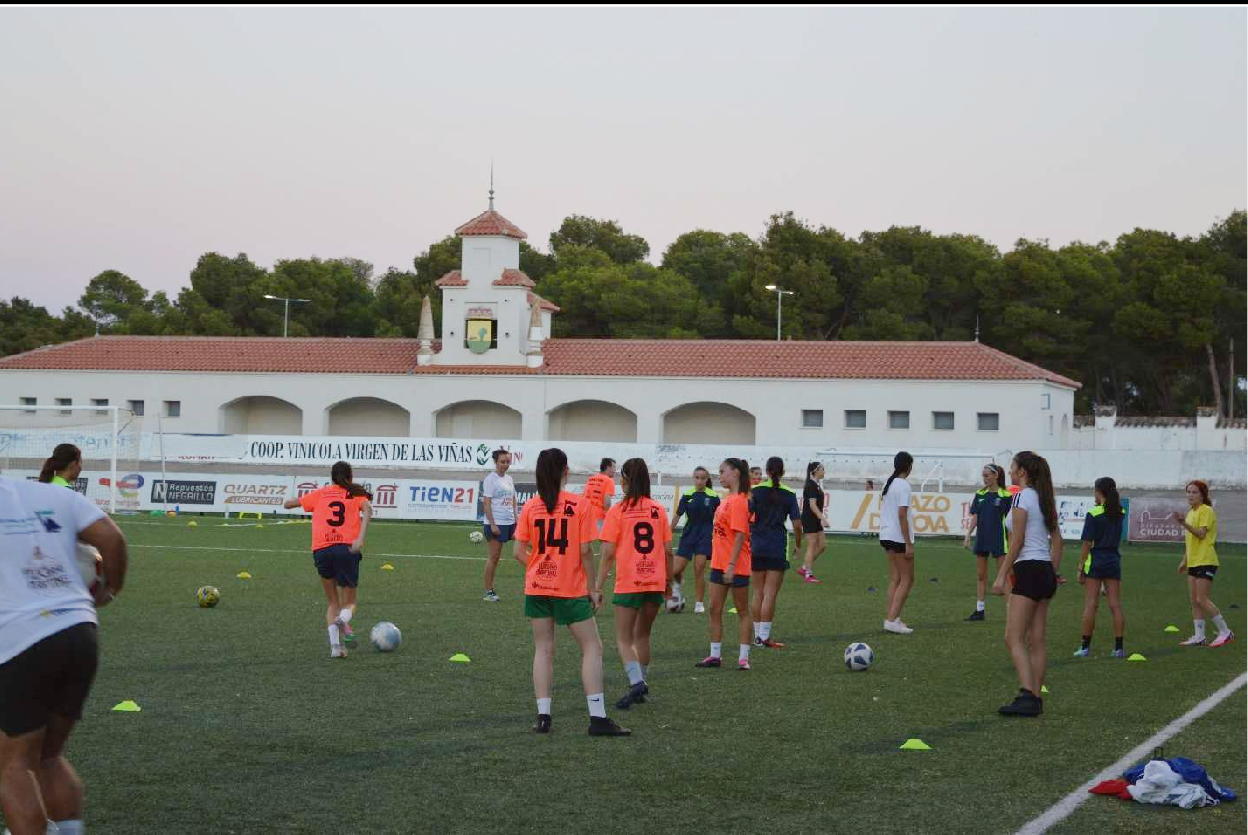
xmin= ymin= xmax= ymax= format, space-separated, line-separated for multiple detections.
xmin=371 ymin=621 xmax=402 ymax=652
xmin=469 ymin=530 xmax=485 ymax=544
xmin=844 ymin=642 xmax=874 ymax=671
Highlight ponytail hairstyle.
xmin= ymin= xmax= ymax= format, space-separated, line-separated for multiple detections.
xmin=881 ymin=451 xmax=914 ymax=498
xmin=806 ymin=461 xmax=822 ymax=482
xmin=723 ymin=458 xmax=750 ymax=495
xmin=1014 ymin=451 xmax=1057 ymax=533
xmin=536 ymin=448 xmax=568 ymax=513
xmin=39 ymin=444 xmax=81 ymax=483
xmin=1094 ymin=476 xmax=1123 ymax=519
xmin=990 ymin=464 xmax=1007 ymax=491
xmin=330 ymin=461 xmax=372 ymax=500
xmin=620 ymin=458 xmax=652 ymax=507
xmin=1187 ymin=479 xmax=1211 ymax=507
xmin=766 ymin=456 xmax=785 ymax=505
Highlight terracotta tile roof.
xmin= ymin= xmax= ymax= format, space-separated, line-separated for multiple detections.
xmin=493 ymin=269 xmax=535 ymax=288
xmin=454 ymin=210 xmax=527 ymax=240
xmin=0 ymin=337 xmax=1080 ymax=385
xmin=434 ymin=270 xmax=467 ymax=287
xmin=528 ymin=292 xmax=560 ymax=313
xmin=1114 ymin=416 xmax=1196 ymax=428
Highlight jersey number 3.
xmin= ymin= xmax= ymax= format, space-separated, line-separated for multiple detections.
xmin=327 ymin=501 xmax=346 ymax=527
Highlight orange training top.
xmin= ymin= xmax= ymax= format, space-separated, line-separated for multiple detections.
xmin=582 ymin=473 xmax=615 ymax=522
xmin=601 ymin=497 xmax=672 ymax=594
xmin=516 ymin=491 xmax=594 ymax=598
xmin=301 ymin=485 xmax=367 ymax=552
xmin=711 ymin=491 xmax=752 ymax=575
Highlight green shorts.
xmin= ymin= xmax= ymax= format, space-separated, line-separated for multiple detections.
xmin=524 ymin=595 xmax=594 ymax=626
xmin=613 ymin=591 xmax=665 ymax=609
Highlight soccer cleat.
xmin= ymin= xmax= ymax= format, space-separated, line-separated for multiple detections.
xmin=738 ymin=658 xmax=751 ymax=671
xmin=759 ymin=638 xmax=785 ymax=649
xmin=796 ymin=566 xmax=810 ymax=578
xmin=884 ymin=619 xmax=914 ymax=635
xmin=1072 ymin=647 xmax=1090 ymax=658
xmin=694 ymin=602 xmax=705 ymax=614
xmin=1180 ymin=635 xmax=1207 ymax=646
xmin=533 ymin=713 xmax=552 ymax=733
xmin=965 ymin=610 xmax=985 ymax=622
xmin=695 ymin=656 xmax=722 ymax=668
xmin=483 ymin=590 xmax=500 ymax=603
xmin=1209 ymin=631 xmax=1235 ymax=648
xmin=1110 ymin=648 xmax=1126 ymax=658
xmin=802 ymin=573 xmax=823 ymax=584
xmin=588 ymin=717 xmax=631 ymax=737
xmin=330 ymin=644 xmax=347 ymax=659
xmin=998 ymin=690 xmax=1042 ymax=717
xmin=342 ymin=622 xmax=356 ymax=644
xmin=614 ymin=682 xmax=648 ymax=710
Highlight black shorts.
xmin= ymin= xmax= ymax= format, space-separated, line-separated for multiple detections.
xmin=313 ymin=545 xmax=362 ymax=588
xmin=752 ymin=554 xmax=790 ymax=572
xmin=709 ymin=569 xmax=749 ymax=588
xmin=0 ymin=623 xmax=98 ymax=736
xmin=1188 ymin=565 xmax=1218 ymax=582
xmin=881 ymin=540 xmax=909 ymax=554
xmin=1011 ymin=560 xmax=1057 ymax=602
xmin=801 ymin=518 xmax=824 ymax=535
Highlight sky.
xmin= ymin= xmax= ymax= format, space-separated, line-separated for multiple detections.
xmin=1 ymin=6 xmax=1244 ymax=312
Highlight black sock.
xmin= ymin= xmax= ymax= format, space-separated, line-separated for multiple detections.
xmin=1081 ymin=636 xmax=1091 ymax=650
xmin=1115 ymin=637 xmax=1124 ymax=651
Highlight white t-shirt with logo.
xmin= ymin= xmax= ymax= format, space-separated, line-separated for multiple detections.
xmin=482 ymin=472 xmax=517 ymax=526
xmin=879 ymin=477 xmax=913 ymax=544
xmin=1013 ymin=487 xmax=1053 ymax=562
xmin=0 ymin=478 xmax=105 ymax=665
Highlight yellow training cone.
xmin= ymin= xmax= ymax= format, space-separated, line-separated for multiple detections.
xmin=1128 ymin=653 xmax=1147 ymax=662
xmin=237 ymin=571 xmax=252 ymax=580
xmin=899 ymin=738 xmax=931 ymax=751
xmin=1041 ymin=685 xmax=1050 ymax=694
xmin=1163 ymin=625 xmax=1180 ymax=633
xmin=187 ymin=520 xmax=198 ymax=527
xmin=727 ymin=607 xmax=738 ymax=614
xmin=255 ymin=524 xmax=264 ymax=529
xmin=381 ymin=563 xmax=395 ymax=571
xmin=111 ymin=700 xmax=141 ymax=712
xmin=449 ymin=653 xmax=471 ymax=663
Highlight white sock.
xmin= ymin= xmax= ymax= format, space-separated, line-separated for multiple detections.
xmin=759 ymin=622 xmax=772 ymax=641
xmin=739 ymin=643 xmax=750 ymax=662
xmin=976 ymin=600 xmax=985 ymax=612
xmin=328 ymin=623 xmax=340 ymax=645
xmin=752 ymin=622 xmax=760 ymax=640
xmin=54 ymin=824 xmax=81 ymax=835
xmin=710 ymin=641 xmax=722 ymax=659
xmin=625 ymin=661 xmax=644 ymax=685
xmin=536 ymin=697 xmax=551 ymax=715
xmin=1194 ymin=619 xmax=1207 ymax=639
xmin=641 ymin=664 xmax=648 ymax=680
xmin=587 ymin=693 xmax=606 ymax=718
xmin=1213 ymin=615 xmax=1229 ymax=634
xmin=339 ymin=607 xmax=353 ymax=625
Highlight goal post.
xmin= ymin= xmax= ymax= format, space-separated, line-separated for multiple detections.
xmin=0 ymin=404 xmax=145 ymax=513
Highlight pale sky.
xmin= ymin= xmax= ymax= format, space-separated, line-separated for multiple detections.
xmin=1 ymin=6 xmax=1244 ymax=311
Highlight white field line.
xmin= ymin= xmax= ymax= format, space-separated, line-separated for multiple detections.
xmin=1016 ymin=670 xmax=1248 ymax=834
xmin=128 ymin=544 xmax=485 ymax=562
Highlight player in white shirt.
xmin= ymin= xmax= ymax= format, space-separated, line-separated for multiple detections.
xmin=0 ymin=477 xmax=127 ymax=835
xmin=878 ymin=452 xmax=916 ymax=635
xmin=481 ymin=449 xmax=518 ymax=603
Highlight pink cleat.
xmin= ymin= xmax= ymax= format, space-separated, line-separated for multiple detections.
xmin=803 ymin=573 xmax=823 ymax=584
xmin=737 ymin=658 xmax=751 ymax=671
xmin=1209 ymin=631 xmax=1235 ymax=649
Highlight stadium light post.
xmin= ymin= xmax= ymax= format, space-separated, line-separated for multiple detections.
xmin=263 ymin=294 xmax=311 ymax=337
xmin=764 ymin=285 xmax=794 ymax=341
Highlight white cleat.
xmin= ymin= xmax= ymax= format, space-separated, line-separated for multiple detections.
xmin=1179 ymin=635 xmax=1207 ymax=646
xmin=694 ymin=602 xmax=705 ymax=614
xmin=884 ymin=619 xmax=914 ymax=635
xmin=330 ymin=644 xmax=348 ymax=658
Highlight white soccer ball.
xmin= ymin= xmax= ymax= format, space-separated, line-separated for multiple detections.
xmin=469 ymin=530 xmax=485 ymax=544
xmin=666 ymin=595 xmax=685 ymax=613
xmin=844 ymin=642 xmax=874 ymax=672
xmin=76 ymin=543 xmax=104 ymax=593
xmin=371 ymin=621 xmax=402 ymax=652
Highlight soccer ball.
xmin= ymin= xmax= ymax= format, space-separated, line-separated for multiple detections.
xmin=371 ymin=621 xmax=402 ymax=652
xmin=844 ymin=642 xmax=874 ymax=671
xmin=469 ymin=530 xmax=485 ymax=544
xmin=196 ymin=586 xmax=221 ymax=608
xmin=76 ymin=543 xmax=104 ymax=594
xmin=666 ymin=594 xmax=685 ymax=613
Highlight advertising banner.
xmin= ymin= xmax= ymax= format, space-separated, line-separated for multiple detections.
xmin=1127 ymin=497 xmax=1190 ymax=543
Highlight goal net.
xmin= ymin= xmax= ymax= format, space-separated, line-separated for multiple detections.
xmin=0 ymin=405 xmax=144 ymax=513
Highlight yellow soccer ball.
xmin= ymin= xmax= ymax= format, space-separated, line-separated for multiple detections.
xmin=196 ymin=586 xmax=221 ymax=608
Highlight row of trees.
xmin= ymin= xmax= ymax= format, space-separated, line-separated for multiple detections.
xmin=4 ymin=211 xmax=1244 ymax=417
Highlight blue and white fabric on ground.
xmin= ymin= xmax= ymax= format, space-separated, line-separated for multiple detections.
xmin=1120 ymin=759 xmax=1238 ymax=809
xmin=1122 ymin=757 xmax=1236 ymax=804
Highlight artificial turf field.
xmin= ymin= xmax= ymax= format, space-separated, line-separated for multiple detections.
xmin=7 ymin=516 xmax=1246 ymax=834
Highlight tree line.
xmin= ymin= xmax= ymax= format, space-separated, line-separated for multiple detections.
xmin=3 ymin=210 xmax=1244 ymax=418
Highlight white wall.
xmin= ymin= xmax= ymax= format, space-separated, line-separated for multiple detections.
xmin=664 ymin=402 xmax=755 ymax=444
xmin=328 ymin=397 xmax=409 ymax=437
xmin=1068 ymin=422 xmax=1246 ymax=452
xmin=548 ymin=400 xmax=637 ymax=443
xmin=435 ymin=401 xmax=523 ymax=439
xmin=221 ymin=396 xmax=302 ymax=435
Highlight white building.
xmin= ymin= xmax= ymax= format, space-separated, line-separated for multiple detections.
xmin=1 ymin=203 xmax=1082 ymax=451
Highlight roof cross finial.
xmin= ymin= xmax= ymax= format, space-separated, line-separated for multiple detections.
xmin=488 ymin=160 xmax=494 ymax=210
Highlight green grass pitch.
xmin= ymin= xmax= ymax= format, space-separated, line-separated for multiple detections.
xmin=7 ymin=517 xmax=1245 ymax=834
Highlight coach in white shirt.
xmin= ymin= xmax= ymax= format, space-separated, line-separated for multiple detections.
xmin=481 ymin=449 xmax=517 ymax=603
xmin=0 ymin=477 xmax=127 ymax=835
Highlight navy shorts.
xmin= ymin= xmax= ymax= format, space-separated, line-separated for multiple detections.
xmin=752 ymin=554 xmax=790 ymax=572
xmin=974 ymin=550 xmax=1006 ymax=559
xmin=314 ymin=545 xmax=361 ymax=588
xmin=709 ymin=569 xmax=749 ymax=588
xmin=484 ymin=523 xmax=516 ymax=543
xmin=1188 ymin=565 xmax=1218 ymax=582
xmin=677 ymin=531 xmax=711 ymax=559
xmin=1085 ymin=554 xmax=1122 ymax=581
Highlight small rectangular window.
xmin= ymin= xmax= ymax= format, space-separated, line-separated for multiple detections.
xmin=21 ymin=397 xmax=36 ymax=414
xmin=128 ymin=400 xmax=145 ymax=417
xmin=844 ymin=410 xmax=866 ymax=429
xmin=977 ymin=412 xmax=1000 ymax=431
xmin=92 ymin=398 xmax=108 ymax=416
xmin=888 ymin=410 xmax=910 ymax=430
xmin=56 ymin=397 xmax=71 ymax=415
xmin=802 ymin=409 xmax=823 ymax=428
xmin=164 ymin=400 xmax=181 ymax=418
xmin=933 ymin=411 xmax=955 ymax=431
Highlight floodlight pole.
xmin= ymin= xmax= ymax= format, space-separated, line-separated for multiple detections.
xmin=764 ymin=285 xmax=795 ymax=341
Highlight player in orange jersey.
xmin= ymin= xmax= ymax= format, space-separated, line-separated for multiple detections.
xmin=594 ymin=458 xmax=674 ymax=710
xmin=283 ymin=461 xmax=373 ymax=658
xmin=697 ymin=458 xmax=755 ymax=671
xmin=582 ymin=458 xmax=617 ymax=534
xmin=515 ymin=448 xmax=629 ymax=737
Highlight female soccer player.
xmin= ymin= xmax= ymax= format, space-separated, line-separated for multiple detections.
xmin=1074 ymin=477 xmax=1127 ymax=658
xmin=963 ymin=464 xmax=1010 ymax=621
xmin=697 ymin=458 xmax=754 ymax=670
xmin=582 ymin=458 xmax=617 ymax=533
xmin=595 ymin=458 xmax=673 ymax=710
xmin=1172 ymin=480 xmax=1234 ymax=648
xmin=798 ymin=461 xmax=828 ymax=583
xmin=749 ymin=466 xmax=763 ymax=488
xmin=515 ymin=448 xmax=629 ymax=736
xmin=481 ymin=449 xmax=517 ymax=603
xmin=993 ymin=451 xmax=1064 ymax=717
xmin=283 ymin=461 xmax=373 ymax=658
xmin=37 ymin=444 xmax=82 ymax=487
xmin=750 ymin=457 xmax=802 ymax=648
xmin=670 ymin=466 xmax=719 ymax=614
xmin=880 ymin=451 xmax=916 ymax=635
